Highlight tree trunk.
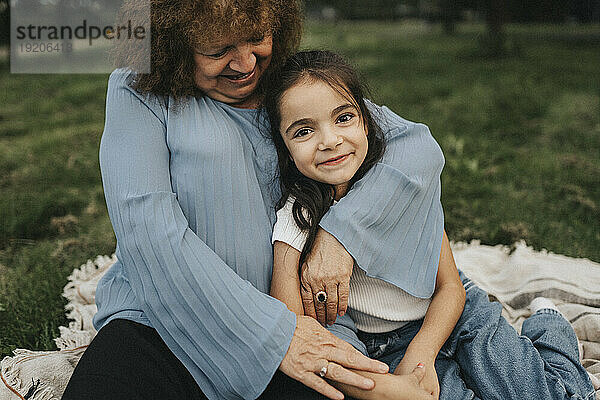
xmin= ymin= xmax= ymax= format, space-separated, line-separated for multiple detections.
xmin=482 ymin=0 xmax=506 ymax=56
xmin=440 ymin=0 xmax=458 ymax=34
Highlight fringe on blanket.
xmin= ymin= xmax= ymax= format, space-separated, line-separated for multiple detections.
xmin=0 ymin=255 xmax=115 ymax=400
xmin=1 ymin=358 xmax=56 ymax=400
xmin=0 ymin=347 xmax=88 ymax=400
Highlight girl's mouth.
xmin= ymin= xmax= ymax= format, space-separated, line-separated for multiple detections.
xmin=319 ymin=153 xmax=351 ymax=166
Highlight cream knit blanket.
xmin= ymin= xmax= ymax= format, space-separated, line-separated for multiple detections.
xmin=2 ymin=242 xmax=599 ymax=400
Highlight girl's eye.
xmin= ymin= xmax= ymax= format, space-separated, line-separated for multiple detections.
xmin=336 ymin=113 xmax=355 ymax=123
xmin=293 ymin=128 xmax=312 ymax=138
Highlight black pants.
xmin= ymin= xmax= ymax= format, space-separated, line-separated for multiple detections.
xmin=62 ymin=319 xmax=326 ymax=400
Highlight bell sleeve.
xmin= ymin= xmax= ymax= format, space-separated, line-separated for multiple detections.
xmin=99 ymin=71 xmax=296 ymax=399
xmin=319 ymin=104 xmax=445 ymax=299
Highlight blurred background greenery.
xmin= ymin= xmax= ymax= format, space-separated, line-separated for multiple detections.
xmin=0 ymin=1 xmax=599 ymax=358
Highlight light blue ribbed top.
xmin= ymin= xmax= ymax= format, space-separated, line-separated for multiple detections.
xmin=94 ymin=69 xmax=445 ymax=399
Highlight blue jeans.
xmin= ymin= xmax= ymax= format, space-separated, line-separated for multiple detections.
xmin=354 ymin=272 xmax=595 ymax=400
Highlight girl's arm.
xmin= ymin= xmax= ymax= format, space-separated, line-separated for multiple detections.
xmin=271 ymin=241 xmax=433 ymax=400
xmin=271 ymin=241 xmax=304 ymax=315
xmin=394 ymin=230 xmax=466 ymax=399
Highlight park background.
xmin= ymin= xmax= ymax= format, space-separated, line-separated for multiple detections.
xmin=0 ymin=1 xmax=598 ymax=358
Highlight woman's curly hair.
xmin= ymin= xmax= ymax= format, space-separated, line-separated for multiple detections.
xmin=113 ymin=0 xmax=302 ymax=101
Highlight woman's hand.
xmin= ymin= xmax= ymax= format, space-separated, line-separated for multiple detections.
xmin=279 ymin=315 xmax=389 ymax=400
xmin=394 ymin=350 xmax=440 ymax=400
xmin=300 ymin=228 xmax=353 ymax=325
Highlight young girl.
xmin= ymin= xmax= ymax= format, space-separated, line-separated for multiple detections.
xmin=264 ymin=50 xmax=595 ymax=400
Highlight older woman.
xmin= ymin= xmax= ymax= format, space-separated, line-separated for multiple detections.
xmin=62 ymin=1 xmax=436 ymax=399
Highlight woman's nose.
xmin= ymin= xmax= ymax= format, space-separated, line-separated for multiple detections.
xmin=228 ymin=44 xmax=257 ymax=74
xmin=318 ymin=128 xmax=343 ymax=150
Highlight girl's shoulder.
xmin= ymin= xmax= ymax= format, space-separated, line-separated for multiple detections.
xmin=278 ymin=196 xmax=295 ymax=213
xmin=273 ymin=196 xmax=309 ymax=252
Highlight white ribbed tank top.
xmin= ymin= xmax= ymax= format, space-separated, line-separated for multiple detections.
xmin=272 ymin=199 xmax=431 ymax=333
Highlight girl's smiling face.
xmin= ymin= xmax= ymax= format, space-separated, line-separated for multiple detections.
xmin=279 ymin=78 xmax=369 ymax=199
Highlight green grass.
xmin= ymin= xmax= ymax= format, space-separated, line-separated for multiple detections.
xmin=1 ymin=22 xmax=599 ymax=358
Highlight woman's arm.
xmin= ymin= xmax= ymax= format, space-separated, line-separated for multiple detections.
xmin=272 ymin=241 xmax=433 ymax=400
xmin=393 ymin=230 xmax=466 ymax=399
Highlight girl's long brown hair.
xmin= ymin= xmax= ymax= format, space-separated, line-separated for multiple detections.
xmin=263 ymin=50 xmax=386 ymax=268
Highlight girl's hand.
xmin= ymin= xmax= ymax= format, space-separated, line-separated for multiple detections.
xmin=387 ymin=366 xmax=436 ymax=400
xmin=333 ymin=366 xmax=435 ymax=400
xmin=279 ymin=315 xmax=389 ymax=400
xmin=394 ymin=351 xmax=440 ymax=400
xmin=300 ymin=228 xmax=353 ymax=325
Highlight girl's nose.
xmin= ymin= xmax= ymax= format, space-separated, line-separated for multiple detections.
xmin=228 ymin=44 xmax=257 ymax=74
xmin=318 ymin=129 xmax=343 ymax=150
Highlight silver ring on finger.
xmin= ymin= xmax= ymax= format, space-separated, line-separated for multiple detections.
xmin=319 ymin=363 xmax=328 ymax=378
xmin=315 ymin=291 xmax=327 ymax=304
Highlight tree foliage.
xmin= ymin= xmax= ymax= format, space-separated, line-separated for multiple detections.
xmin=1 ymin=0 xmax=8 ymax=46
xmin=304 ymin=0 xmax=599 ymax=23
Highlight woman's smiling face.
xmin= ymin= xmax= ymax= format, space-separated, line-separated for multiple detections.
xmin=194 ymin=33 xmax=273 ymax=108
xmin=279 ymin=78 xmax=369 ymax=199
